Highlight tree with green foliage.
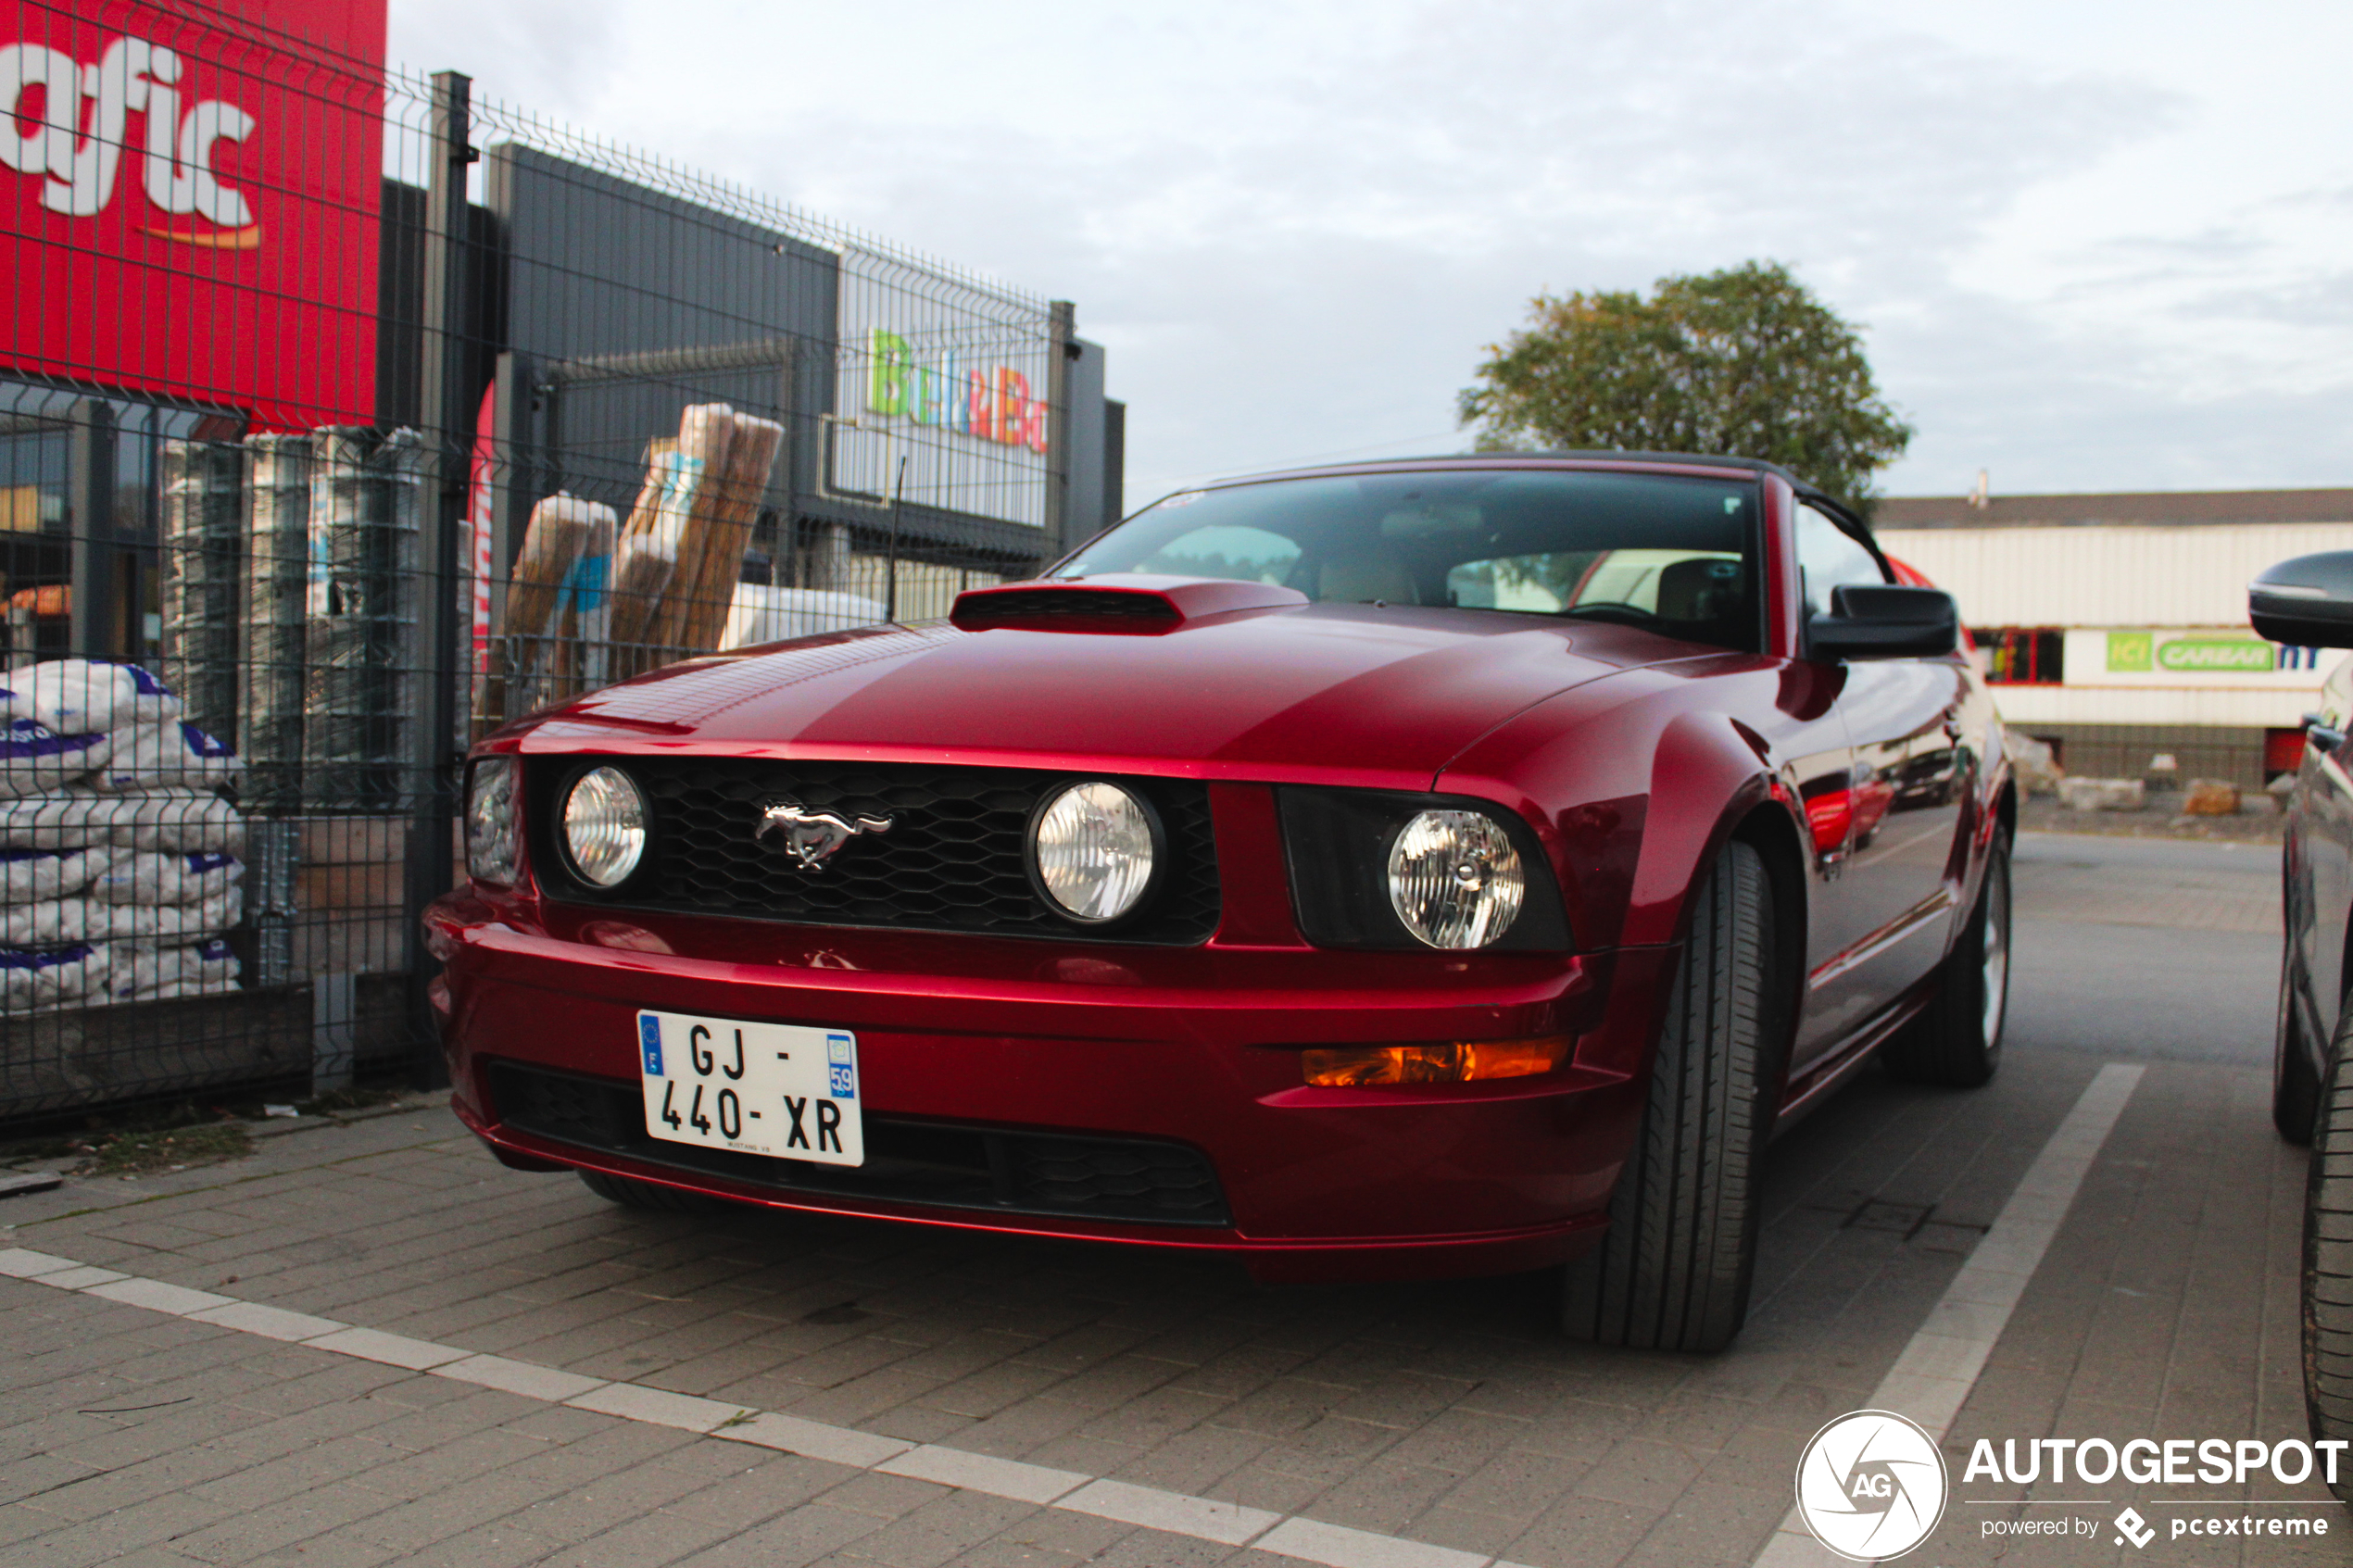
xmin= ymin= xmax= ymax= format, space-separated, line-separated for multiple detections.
xmin=1456 ymin=260 xmax=1913 ymax=515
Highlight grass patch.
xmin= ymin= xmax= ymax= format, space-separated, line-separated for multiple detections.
xmin=0 ymin=1077 xmax=421 ymax=1174
xmin=87 ymin=1122 xmax=253 ymax=1175
xmin=291 ymin=1086 xmax=405 ymax=1117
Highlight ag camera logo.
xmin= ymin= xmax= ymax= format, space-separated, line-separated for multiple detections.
xmin=1796 ymin=1411 xmax=1949 ymax=1562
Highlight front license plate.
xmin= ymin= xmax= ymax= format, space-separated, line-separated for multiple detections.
xmin=635 ymin=1010 xmax=863 ymax=1167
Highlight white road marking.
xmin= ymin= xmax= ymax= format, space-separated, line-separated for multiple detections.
xmin=1059 ymin=1476 xmax=1283 ymax=1544
xmin=877 ymin=1443 xmax=1092 ymax=1503
xmin=1753 ymin=1060 xmax=2146 ymax=1567
xmin=0 ymin=1242 xmax=1526 ymax=1568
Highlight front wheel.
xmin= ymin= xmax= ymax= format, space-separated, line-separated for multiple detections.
xmin=1562 ymin=838 xmax=1778 ymax=1353
xmin=2303 ymin=1010 xmax=2353 ymax=1504
xmin=1881 ymin=832 xmax=2011 ymax=1088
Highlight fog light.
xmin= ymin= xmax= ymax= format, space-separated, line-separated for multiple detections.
xmin=1302 ymin=1035 xmax=1571 ymax=1087
xmin=1030 ymin=780 xmax=1158 ymax=923
xmin=561 ymin=765 xmax=648 ymax=888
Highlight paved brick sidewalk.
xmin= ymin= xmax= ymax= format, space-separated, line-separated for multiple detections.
xmin=0 ymin=848 xmax=2332 ymax=1568
xmin=0 ymin=1047 xmax=2145 ymax=1568
xmin=1921 ymin=1062 xmax=2336 ymax=1565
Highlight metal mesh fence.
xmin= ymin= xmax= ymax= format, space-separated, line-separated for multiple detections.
xmin=0 ymin=2 xmax=1088 ymax=1121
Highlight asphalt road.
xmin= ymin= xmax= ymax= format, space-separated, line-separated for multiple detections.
xmin=2009 ymin=831 xmax=2280 ymax=1066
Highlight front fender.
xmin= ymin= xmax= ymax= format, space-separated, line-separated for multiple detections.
xmin=1433 ymin=657 xmax=1799 ymax=954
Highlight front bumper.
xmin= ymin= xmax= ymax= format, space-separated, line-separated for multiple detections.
xmin=427 ymin=892 xmax=1673 ymax=1282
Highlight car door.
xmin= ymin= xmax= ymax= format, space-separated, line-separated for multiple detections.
xmin=1777 ymin=658 xmax=1864 ymax=1073
xmin=2298 ymin=657 xmax=2353 ymax=1043
xmin=1794 ymin=503 xmax=1970 ymax=1042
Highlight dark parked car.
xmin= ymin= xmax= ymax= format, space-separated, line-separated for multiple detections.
xmin=2249 ymin=551 xmax=2353 ymax=1498
xmin=428 ymin=453 xmax=2012 ymax=1352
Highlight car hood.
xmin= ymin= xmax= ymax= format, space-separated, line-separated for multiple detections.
xmin=521 ymin=600 xmax=1689 ymax=787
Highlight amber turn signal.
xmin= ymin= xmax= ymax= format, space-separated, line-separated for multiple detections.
xmin=1301 ymin=1035 xmax=1572 ymax=1087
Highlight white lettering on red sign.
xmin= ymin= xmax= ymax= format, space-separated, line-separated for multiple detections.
xmin=0 ymin=34 xmax=254 ymax=229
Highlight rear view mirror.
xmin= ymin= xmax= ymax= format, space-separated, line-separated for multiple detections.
xmin=1807 ymin=584 xmax=1960 ymax=660
xmin=2250 ymin=552 xmax=2353 ymax=648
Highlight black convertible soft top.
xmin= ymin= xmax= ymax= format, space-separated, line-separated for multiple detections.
xmin=1218 ymin=450 xmax=1874 ymax=534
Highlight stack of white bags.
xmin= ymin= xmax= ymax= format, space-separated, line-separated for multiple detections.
xmin=0 ymin=660 xmax=247 ymax=1011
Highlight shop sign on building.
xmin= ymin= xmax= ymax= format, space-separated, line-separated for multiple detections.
xmin=832 ymin=249 xmax=1055 ymax=529
xmin=2071 ymin=629 xmax=2326 ymax=687
xmin=864 ymin=330 xmax=1049 ymax=456
xmin=0 ymin=0 xmax=385 ymax=429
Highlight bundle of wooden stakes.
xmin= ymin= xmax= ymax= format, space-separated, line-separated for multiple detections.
xmin=610 ymin=403 xmax=786 ymax=680
xmin=472 ymin=493 xmax=614 ymax=734
xmin=472 ymin=402 xmax=783 ymax=732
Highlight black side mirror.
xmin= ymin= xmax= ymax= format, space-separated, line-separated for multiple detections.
xmin=2251 ymin=552 xmax=2353 ymax=649
xmin=1807 ymin=584 xmax=1960 ymax=660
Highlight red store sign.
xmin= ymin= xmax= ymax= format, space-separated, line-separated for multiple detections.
xmin=1 ymin=0 xmax=385 ymax=430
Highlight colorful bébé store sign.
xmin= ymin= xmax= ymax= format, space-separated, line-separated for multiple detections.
xmin=865 ymin=329 xmax=1047 ymax=455
xmin=829 ymin=256 xmax=1059 ymax=531
xmin=0 ymin=0 xmax=385 ymax=430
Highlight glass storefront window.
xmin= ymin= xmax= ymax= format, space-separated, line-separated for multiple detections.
xmin=1977 ymin=626 xmax=2065 ymax=685
xmin=0 ymin=380 xmax=243 ymax=665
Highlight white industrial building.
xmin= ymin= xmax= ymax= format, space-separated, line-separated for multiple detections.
xmin=1875 ymin=489 xmax=2353 ymax=784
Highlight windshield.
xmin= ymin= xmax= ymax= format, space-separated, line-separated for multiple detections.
xmin=1054 ymin=469 xmax=1762 ymax=652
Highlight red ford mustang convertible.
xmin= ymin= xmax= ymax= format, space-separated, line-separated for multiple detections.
xmin=428 ymin=453 xmax=2011 ymax=1351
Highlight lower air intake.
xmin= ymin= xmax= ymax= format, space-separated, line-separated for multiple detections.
xmin=488 ymin=1061 xmax=1230 ymax=1226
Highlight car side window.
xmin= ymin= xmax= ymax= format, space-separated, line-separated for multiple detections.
xmin=1795 ymin=504 xmax=1888 ymax=621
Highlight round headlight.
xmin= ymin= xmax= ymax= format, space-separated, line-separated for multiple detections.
xmin=1387 ymin=809 xmax=1525 ymax=948
xmin=561 ymin=766 xmax=648 ymax=888
xmin=1030 ymin=781 xmax=1158 ymax=924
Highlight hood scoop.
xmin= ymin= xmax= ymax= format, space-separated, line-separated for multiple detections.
xmin=950 ymin=574 xmax=1307 ymax=635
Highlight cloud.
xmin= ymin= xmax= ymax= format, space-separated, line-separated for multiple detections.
xmin=389 ymin=0 xmax=2348 ymax=505
xmin=390 ymin=0 xmax=623 ymax=109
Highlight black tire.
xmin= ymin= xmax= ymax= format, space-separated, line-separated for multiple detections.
xmin=578 ymin=1167 xmax=731 ymax=1213
xmin=2276 ymin=949 xmax=2322 ymax=1145
xmin=1881 ymin=833 xmax=2011 ymax=1088
xmin=2303 ymin=1014 xmax=2353 ymax=1505
xmin=1562 ymin=838 xmax=1777 ymax=1353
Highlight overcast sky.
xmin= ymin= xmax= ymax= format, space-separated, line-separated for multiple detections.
xmin=390 ymin=0 xmax=2353 ymax=510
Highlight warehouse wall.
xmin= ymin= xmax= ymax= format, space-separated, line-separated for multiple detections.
xmin=486 ymin=143 xmax=839 ymax=519
xmin=1988 ymin=681 xmax=2327 ymax=730
xmin=1879 ymin=521 xmax=2353 ymax=629
xmin=2008 ymin=722 xmax=2274 ymax=790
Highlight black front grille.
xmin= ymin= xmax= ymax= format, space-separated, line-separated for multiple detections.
xmin=532 ymin=758 xmax=1219 ymax=945
xmin=488 ymin=1061 xmax=1230 ymax=1226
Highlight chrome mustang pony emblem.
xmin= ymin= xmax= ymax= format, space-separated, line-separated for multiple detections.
xmin=756 ymin=798 xmax=894 ymax=872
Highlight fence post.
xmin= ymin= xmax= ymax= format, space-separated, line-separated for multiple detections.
xmin=404 ymin=69 xmax=475 ymax=1090
xmin=68 ymin=398 xmax=119 ymax=658
xmin=1044 ymin=301 xmax=1075 ymax=562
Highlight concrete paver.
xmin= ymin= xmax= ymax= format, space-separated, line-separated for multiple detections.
xmin=0 ymin=832 xmax=2334 ymax=1566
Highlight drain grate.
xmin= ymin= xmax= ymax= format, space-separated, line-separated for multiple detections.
xmin=1803 ymin=1193 xmax=1992 ymax=1250
xmin=1845 ymin=1198 xmax=1936 ymax=1236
